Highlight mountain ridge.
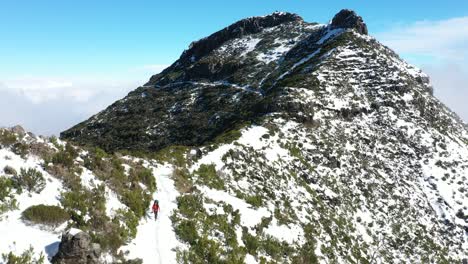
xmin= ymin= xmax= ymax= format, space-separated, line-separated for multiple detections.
xmin=59 ymin=10 xmax=392 ymax=153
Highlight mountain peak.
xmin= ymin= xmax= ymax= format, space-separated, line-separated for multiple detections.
xmin=331 ymin=9 xmax=368 ymax=35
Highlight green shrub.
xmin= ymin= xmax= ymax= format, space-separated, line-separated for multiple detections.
xmin=122 ymin=188 xmax=151 ymax=218
xmin=91 ymin=225 xmax=125 ymax=253
xmin=242 ymin=228 xmax=260 ymax=254
xmin=12 ymin=143 xmax=29 ymax=158
xmin=13 ymin=168 xmax=46 ymax=194
xmin=0 ymin=177 xmax=15 ymax=201
xmin=195 ymin=164 xmax=225 ymax=190
xmin=153 ymin=146 xmax=189 ymax=167
xmin=90 ymin=208 xmax=140 ymax=253
xmin=106 ymin=158 xmax=127 ymax=191
xmin=51 ymin=144 xmax=78 ymax=168
xmin=0 ymin=130 xmax=17 ymax=147
xmin=83 ymin=147 xmax=107 ymax=170
xmin=114 ymin=209 xmax=140 ymax=241
xmin=49 ymin=136 xmax=59 ymax=147
xmin=174 ymin=219 xmax=198 ymax=245
xmin=172 ymin=168 xmax=193 ymax=193
xmin=177 ymin=194 xmax=204 ymax=218
xmin=60 ymin=185 xmax=106 ymax=227
xmin=22 ymin=204 xmax=69 ymax=226
xmin=213 ymin=129 xmax=242 ymax=144
xmin=261 ymin=235 xmax=293 ymax=260
xmin=133 ymin=167 xmax=156 ymax=191
xmin=1 ymin=246 xmax=45 ymax=264
xmin=245 ymin=194 xmax=263 ymax=208
xmin=0 ymin=177 xmax=18 ymax=215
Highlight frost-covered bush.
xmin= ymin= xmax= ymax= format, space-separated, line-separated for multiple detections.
xmin=131 ymin=167 xmax=156 ymax=191
xmin=13 ymin=168 xmax=46 ymax=194
xmin=22 ymin=204 xmax=69 ymax=226
xmin=0 ymin=177 xmax=18 ymax=215
xmin=1 ymin=246 xmax=45 ymax=264
xmin=0 ymin=130 xmax=17 ymax=147
xmin=122 ymin=187 xmax=151 ymax=218
xmin=12 ymin=142 xmax=29 ymax=158
xmin=194 ymin=164 xmax=225 ymax=190
xmin=50 ymin=143 xmax=78 ymax=168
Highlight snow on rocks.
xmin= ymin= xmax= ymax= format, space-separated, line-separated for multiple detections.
xmin=263 ymin=219 xmax=305 ymax=245
xmin=200 ymin=186 xmax=270 ymax=234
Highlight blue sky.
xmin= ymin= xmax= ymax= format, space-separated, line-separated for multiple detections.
xmin=1 ymin=1 xmax=468 ymax=134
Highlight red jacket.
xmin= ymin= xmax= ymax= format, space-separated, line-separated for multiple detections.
xmin=152 ymin=203 xmax=160 ymax=212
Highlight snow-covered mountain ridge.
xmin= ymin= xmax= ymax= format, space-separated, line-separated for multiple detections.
xmin=1 ymin=9 xmax=468 ymax=264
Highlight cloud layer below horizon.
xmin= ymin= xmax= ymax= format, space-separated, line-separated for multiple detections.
xmin=0 ymin=64 xmax=169 ymax=135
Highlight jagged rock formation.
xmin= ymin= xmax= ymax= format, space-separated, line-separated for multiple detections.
xmin=56 ymin=9 xmax=468 ymax=263
xmin=330 ymin=9 xmax=368 ymax=35
xmin=51 ymin=230 xmax=101 ymax=264
xmin=181 ymin=12 xmax=303 ymax=62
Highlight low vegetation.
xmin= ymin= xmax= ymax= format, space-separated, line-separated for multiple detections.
xmin=1 ymin=246 xmax=45 ymax=264
xmin=22 ymin=204 xmax=69 ymax=226
xmin=0 ymin=130 xmax=18 ymax=148
xmin=0 ymin=177 xmax=18 ymax=216
xmin=12 ymin=168 xmax=46 ymax=194
xmin=172 ymin=192 xmax=246 ymax=263
xmin=194 ymin=164 xmax=225 ymax=190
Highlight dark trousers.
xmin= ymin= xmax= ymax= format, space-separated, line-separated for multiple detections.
xmin=154 ymin=211 xmax=158 ymax=220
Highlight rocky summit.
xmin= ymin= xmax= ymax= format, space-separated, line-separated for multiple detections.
xmin=1 ymin=9 xmax=467 ymax=264
xmin=60 ymin=10 xmax=374 ymax=152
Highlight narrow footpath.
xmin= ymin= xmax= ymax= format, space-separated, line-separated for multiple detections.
xmin=122 ymin=164 xmax=180 ymax=263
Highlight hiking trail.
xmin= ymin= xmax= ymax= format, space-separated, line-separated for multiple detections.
xmin=121 ymin=164 xmax=180 ymax=263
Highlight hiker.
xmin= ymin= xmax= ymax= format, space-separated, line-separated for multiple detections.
xmin=152 ymin=200 xmax=160 ymax=220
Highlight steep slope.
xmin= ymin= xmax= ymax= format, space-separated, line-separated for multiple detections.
xmin=18 ymin=8 xmax=468 ymax=263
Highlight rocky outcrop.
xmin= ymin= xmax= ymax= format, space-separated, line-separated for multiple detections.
xmin=181 ymin=12 xmax=302 ymax=61
xmin=51 ymin=230 xmax=101 ymax=264
xmin=331 ymin=9 xmax=368 ymax=35
xmin=10 ymin=125 xmax=26 ymax=137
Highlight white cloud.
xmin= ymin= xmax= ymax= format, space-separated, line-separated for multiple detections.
xmin=377 ymin=17 xmax=468 ymax=122
xmin=0 ymin=65 xmax=169 ymax=135
xmin=1 ymin=77 xmax=127 ymax=105
xmin=0 ymin=77 xmax=137 ymax=135
xmin=3 ymin=77 xmax=74 ymax=103
xmin=377 ymin=17 xmax=468 ymax=62
xmin=422 ymin=64 xmax=468 ymax=123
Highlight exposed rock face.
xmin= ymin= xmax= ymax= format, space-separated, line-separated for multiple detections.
xmin=180 ymin=12 xmax=303 ymax=61
xmin=10 ymin=125 xmax=26 ymax=137
xmin=331 ymin=9 xmax=368 ymax=35
xmin=51 ymin=230 xmax=101 ymax=264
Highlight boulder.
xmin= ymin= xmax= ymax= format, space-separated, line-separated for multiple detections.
xmin=51 ymin=229 xmax=101 ymax=264
xmin=10 ymin=125 xmax=26 ymax=137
